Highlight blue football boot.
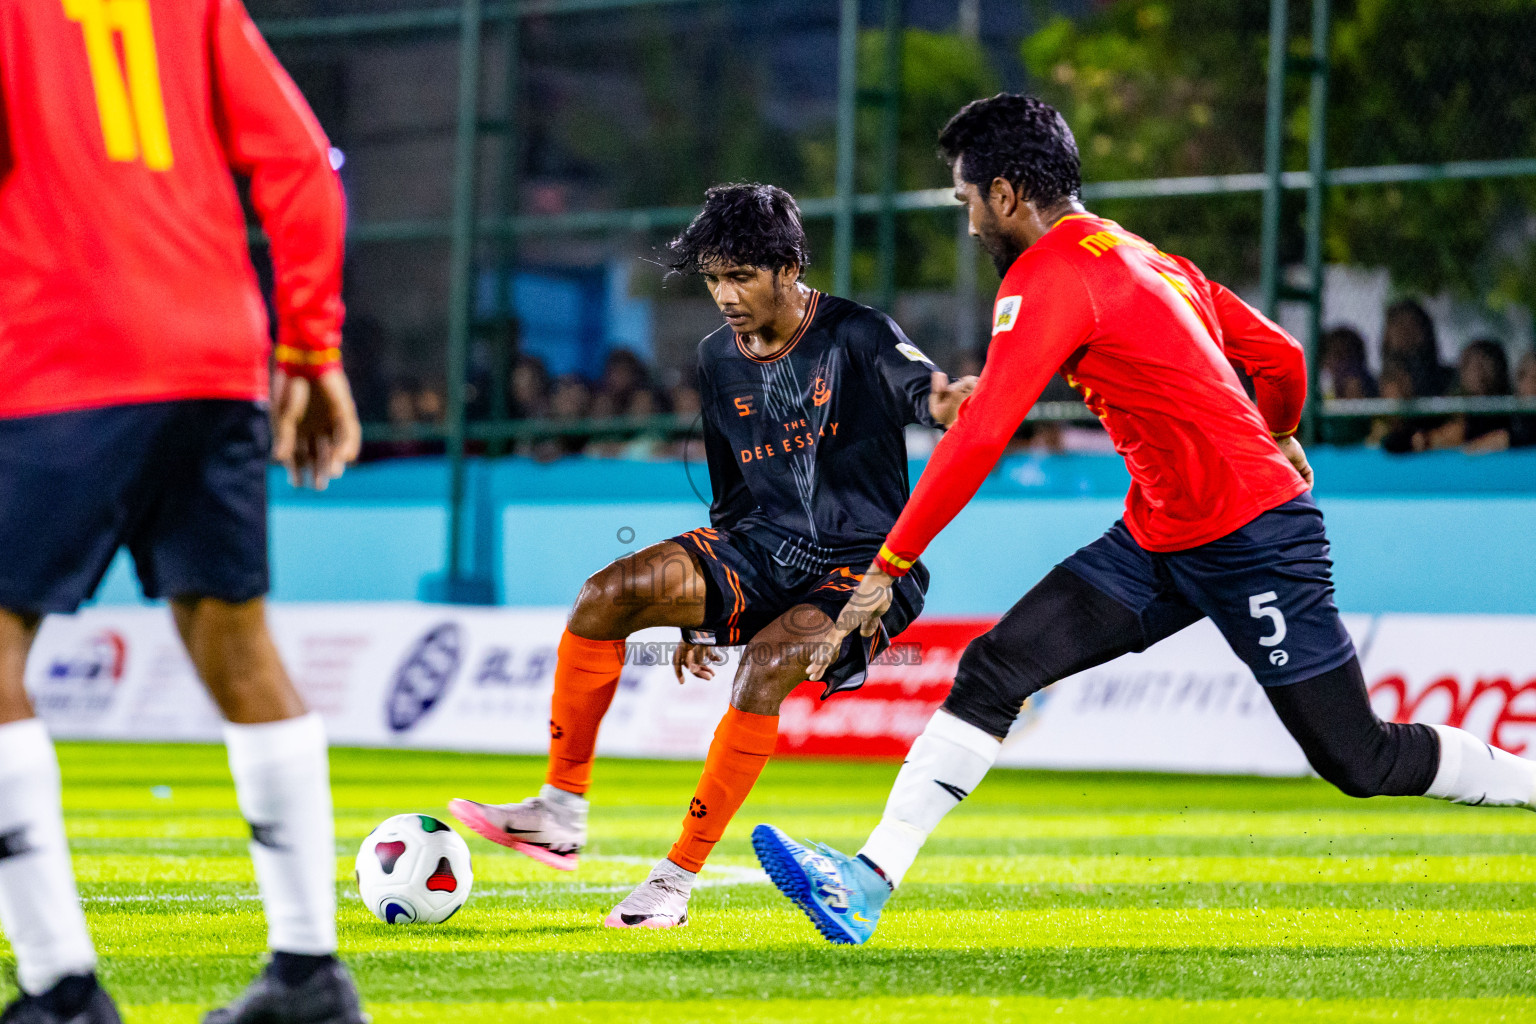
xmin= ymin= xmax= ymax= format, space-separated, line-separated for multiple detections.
xmin=751 ymin=824 xmax=891 ymax=945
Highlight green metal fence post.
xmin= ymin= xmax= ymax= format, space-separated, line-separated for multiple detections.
xmin=954 ymin=0 xmax=979 ymax=356
xmin=833 ymin=0 xmax=858 ymax=298
xmin=1300 ymin=0 xmax=1331 ymax=442
xmin=875 ymin=0 xmax=903 ymax=311
xmin=487 ymin=15 xmax=522 ymax=458
xmin=442 ymin=0 xmax=485 ymax=599
xmin=1259 ymin=0 xmax=1289 ymax=318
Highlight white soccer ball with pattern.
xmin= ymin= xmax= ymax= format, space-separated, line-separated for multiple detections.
xmin=355 ymin=813 xmax=473 ymax=924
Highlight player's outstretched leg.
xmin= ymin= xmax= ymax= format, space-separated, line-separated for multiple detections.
xmin=0 ymin=610 xmax=121 ymax=1024
xmin=169 ymin=598 xmax=363 ymax=1024
xmin=1265 ymin=656 xmax=1536 ymax=809
xmin=755 ymin=568 xmax=1142 ymax=943
xmin=752 ymin=708 xmax=1001 ymax=944
xmin=451 ymin=542 xmax=706 ymax=871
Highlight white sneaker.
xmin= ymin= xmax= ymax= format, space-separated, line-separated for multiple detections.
xmin=603 ymin=859 xmax=695 ymax=928
xmin=448 ymin=785 xmax=587 ymax=870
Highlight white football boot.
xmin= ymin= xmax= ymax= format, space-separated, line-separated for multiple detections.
xmin=603 ymin=858 xmax=695 ymax=928
xmin=448 ymin=785 xmax=586 ymax=870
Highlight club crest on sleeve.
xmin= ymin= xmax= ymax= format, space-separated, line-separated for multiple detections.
xmin=993 ymin=295 xmax=1022 ymax=335
xmin=895 ymin=341 xmax=931 ymax=363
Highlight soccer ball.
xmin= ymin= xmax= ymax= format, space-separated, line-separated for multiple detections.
xmin=355 ymin=813 xmax=473 ymax=924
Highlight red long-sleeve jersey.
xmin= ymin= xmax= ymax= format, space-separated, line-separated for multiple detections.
xmin=876 ymin=213 xmax=1308 ymax=577
xmin=0 ymin=0 xmax=345 ymax=419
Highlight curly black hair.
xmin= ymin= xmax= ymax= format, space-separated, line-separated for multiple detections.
xmin=938 ymin=93 xmax=1081 ymax=207
xmin=666 ymin=183 xmax=809 ymax=278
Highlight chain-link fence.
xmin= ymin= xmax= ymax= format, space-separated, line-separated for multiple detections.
xmin=253 ymin=0 xmax=1536 ymax=466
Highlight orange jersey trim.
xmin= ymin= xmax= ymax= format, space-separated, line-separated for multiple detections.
xmin=734 ymin=290 xmax=819 ymax=364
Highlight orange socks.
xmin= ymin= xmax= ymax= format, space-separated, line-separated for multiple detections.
xmin=669 ymin=707 xmax=780 ymax=872
xmin=545 ymin=629 xmax=626 ymax=795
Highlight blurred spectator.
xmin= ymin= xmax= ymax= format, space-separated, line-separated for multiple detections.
xmin=1511 ymin=350 xmax=1536 ymax=449
xmin=509 ymin=354 xmax=551 ymax=420
xmin=532 ymin=374 xmax=594 ymax=462
xmin=600 ymin=349 xmax=647 ymax=409
xmin=361 ymin=376 xmax=446 ymax=460
xmin=1367 ymin=359 xmax=1418 ymax=452
xmin=669 ymin=383 xmax=701 ymax=418
xmin=1369 ymin=300 xmax=1450 ymax=453
xmin=1318 ymin=326 xmax=1377 ymax=445
xmin=1417 ymin=339 xmax=1511 ymax=452
xmin=1381 ymin=299 xmax=1452 ymax=397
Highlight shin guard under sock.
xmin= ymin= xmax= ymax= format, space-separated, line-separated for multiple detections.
xmin=669 ymin=707 xmax=779 ymax=872
xmin=859 ymin=709 xmax=1001 ymax=887
xmin=546 ymin=630 xmax=626 ymax=795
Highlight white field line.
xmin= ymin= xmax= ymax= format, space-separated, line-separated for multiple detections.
xmin=81 ymin=856 xmax=768 ymax=905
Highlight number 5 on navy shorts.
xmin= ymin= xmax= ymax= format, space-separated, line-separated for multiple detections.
xmin=1059 ymin=493 xmax=1356 ymax=687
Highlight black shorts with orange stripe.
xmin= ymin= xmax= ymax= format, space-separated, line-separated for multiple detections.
xmin=671 ymin=526 xmax=929 ymax=697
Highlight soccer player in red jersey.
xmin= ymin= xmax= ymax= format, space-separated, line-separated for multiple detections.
xmin=0 ymin=2 xmax=362 ymax=1020
xmin=752 ymin=94 xmax=1536 ymax=946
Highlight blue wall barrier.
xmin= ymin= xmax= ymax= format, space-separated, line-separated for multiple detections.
xmin=94 ymin=449 xmax=1536 ymax=615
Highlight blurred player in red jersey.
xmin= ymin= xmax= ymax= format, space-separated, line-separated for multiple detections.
xmin=0 ymin=1 xmax=362 ymax=1020
xmin=752 ymin=94 xmax=1536 ymax=947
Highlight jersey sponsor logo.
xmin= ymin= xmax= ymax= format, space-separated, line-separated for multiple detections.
xmin=734 ymin=395 xmax=756 ymax=417
xmin=895 ymin=341 xmax=932 ymax=363
xmin=993 ymin=295 xmax=1022 ymax=335
xmin=63 ymin=0 xmax=175 ymax=171
xmin=811 ymin=377 xmax=832 ymax=407
xmin=739 ymin=422 xmax=838 ymax=463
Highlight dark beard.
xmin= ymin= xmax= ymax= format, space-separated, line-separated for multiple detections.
xmin=980 ymin=232 xmax=1025 ymax=277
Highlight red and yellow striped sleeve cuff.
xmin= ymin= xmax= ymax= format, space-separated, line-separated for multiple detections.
xmin=275 ymin=344 xmax=343 ymax=379
xmin=874 ymin=543 xmax=917 ymax=578
xmin=1270 ymin=426 xmax=1298 ymax=440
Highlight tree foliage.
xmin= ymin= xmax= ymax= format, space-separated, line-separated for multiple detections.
xmin=1023 ymin=0 xmax=1536 ymax=308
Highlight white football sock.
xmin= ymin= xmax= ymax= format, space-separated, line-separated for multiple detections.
xmin=224 ymin=712 xmax=338 ymax=955
xmin=1425 ymin=724 xmax=1536 ymax=808
xmin=0 ymin=719 xmax=96 ymax=994
xmin=858 ymin=710 xmax=1001 ymax=887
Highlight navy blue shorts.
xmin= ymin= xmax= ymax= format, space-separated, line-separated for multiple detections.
xmin=671 ymin=527 xmax=928 ymax=697
xmin=0 ymin=400 xmax=270 ymax=615
xmin=1060 ymin=494 xmax=1355 ymax=687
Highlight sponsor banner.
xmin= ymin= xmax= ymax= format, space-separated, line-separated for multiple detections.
xmin=25 ymin=605 xmax=1536 ymax=775
xmin=1360 ymin=615 xmax=1536 ymax=757
xmin=26 ymin=606 xmax=736 ymax=759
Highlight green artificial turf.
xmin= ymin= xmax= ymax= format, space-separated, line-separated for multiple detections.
xmin=1 ymin=743 xmax=1532 ymax=1022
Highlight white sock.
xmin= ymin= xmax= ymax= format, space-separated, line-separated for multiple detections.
xmin=224 ymin=712 xmax=337 ymax=955
xmin=0 ymin=719 xmax=96 ymax=994
xmin=858 ymin=710 xmax=1001 ymax=887
xmin=1425 ymin=724 xmax=1536 ymax=808
xmin=540 ymin=783 xmax=588 ymax=813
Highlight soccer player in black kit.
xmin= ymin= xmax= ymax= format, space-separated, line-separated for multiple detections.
xmin=450 ymin=183 xmax=975 ymax=927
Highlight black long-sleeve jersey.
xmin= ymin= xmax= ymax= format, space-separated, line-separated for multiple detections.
xmin=697 ymin=290 xmax=944 ymax=573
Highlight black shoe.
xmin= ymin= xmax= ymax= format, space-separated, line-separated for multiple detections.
xmin=0 ymin=974 xmax=122 ymax=1024
xmin=202 ymin=959 xmax=366 ymax=1024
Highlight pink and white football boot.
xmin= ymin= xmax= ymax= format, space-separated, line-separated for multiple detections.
xmin=604 ymin=858 xmax=694 ymax=928
xmin=448 ymin=785 xmax=586 ymax=870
